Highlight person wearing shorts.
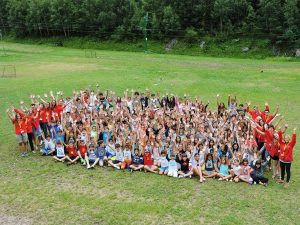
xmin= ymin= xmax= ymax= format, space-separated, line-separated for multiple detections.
xmin=7 ymin=108 xmax=28 ymax=157
xmin=40 ymin=134 xmax=55 ymax=155
xmin=158 ymin=151 xmax=169 ymax=175
xmin=108 ymin=144 xmax=123 ymax=169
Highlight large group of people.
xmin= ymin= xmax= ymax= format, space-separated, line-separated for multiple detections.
xmin=6 ymin=86 xmax=297 ymax=187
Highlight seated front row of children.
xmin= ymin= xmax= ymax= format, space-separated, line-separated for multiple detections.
xmin=45 ymin=137 xmax=270 ymax=185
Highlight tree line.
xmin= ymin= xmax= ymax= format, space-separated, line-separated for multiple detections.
xmin=0 ymin=0 xmax=299 ymax=48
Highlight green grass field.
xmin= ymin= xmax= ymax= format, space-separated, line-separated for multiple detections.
xmin=0 ymin=42 xmax=300 ymax=225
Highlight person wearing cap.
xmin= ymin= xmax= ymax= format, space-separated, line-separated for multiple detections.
xmin=143 ymin=148 xmax=158 ymax=173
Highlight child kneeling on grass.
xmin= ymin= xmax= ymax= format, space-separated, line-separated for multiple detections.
xmin=167 ymin=154 xmax=178 ymax=178
xmin=108 ymin=144 xmax=123 ymax=169
xmin=159 ymin=151 xmax=169 ymax=175
xmin=86 ymin=144 xmax=99 ymax=169
xmin=129 ymin=148 xmax=144 ymax=172
xmin=53 ymin=141 xmax=67 ymax=162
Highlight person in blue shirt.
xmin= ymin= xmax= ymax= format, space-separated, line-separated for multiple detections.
xmin=55 ymin=129 xmax=65 ymax=144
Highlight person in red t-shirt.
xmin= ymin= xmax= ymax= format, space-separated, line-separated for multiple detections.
xmin=77 ymin=140 xmax=88 ymax=165
xmin=277 ymin=128 xmax=297 ymax=187
xmin=143 ymin=149 xmax=158 ymax=173
xmin=38 ymin=103 xmax=49 ymax=137
xmin=64 ymin=142 xmax=79 ymax=165
xmin=6 ymin=108 xmax=28 ymax=157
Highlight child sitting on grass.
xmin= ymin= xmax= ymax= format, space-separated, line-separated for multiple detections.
xmin=217 ymin=156 xmax=232 ymax=181
xmin=129 ymin=148 xmax=144 ymax=172
xmin=53 ymin=141 xmax=67 ymax=162
xmin=40 ymin=134 xmax=55 ymax=156
xmin=86 ymin=144 xmax=99 ymax=169
xmin=251 ymin=157 xmax=270 ymax=186
xmin=121 ymin=144 xmax=132 ymax=170
xmin=65 ymin=142 xmax=79 ymax=165
xmin=178 ymin=153 xmax=193 ymax=178
xmin=143 ymin=149 xmax=158 ymax=173
xmin=77 ymin=139 xmax=88 ymax=165
xmin=235 ymin=159 xmax=252 ymax=184
xmin=95 ymin=140 xmax=107 ymax=167
xmin=158 ymin=151 xmax=169 ymax=175
xmin=167 ymin=154 xmax=178 ymax=178
xmin=108 ymin=144 xmax=123 ymax=169
xmin=202 ymin=153 xmax=218 ymax=178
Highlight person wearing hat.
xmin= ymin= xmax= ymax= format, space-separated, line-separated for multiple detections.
xmin=143 ymin=148 xmax=158 ymax=173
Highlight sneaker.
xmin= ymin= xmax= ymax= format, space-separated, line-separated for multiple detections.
xmin=218 ymin=178 xmax=223 ymax=181
xmin=21 ymin=153 xmax=26 ymax=157
xmin=178 ymin=175 xmax=184 ymax=178
xmin=87 ymin=165 xmax=91 ymax=169
xmin=226 ymin=179 xmax=229 ymax=182
xmin=263 ymin=183 xmax=268 ymax=187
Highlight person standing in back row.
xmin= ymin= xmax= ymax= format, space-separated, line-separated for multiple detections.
xmin=277 ymin=128 xmax=296 ymax=187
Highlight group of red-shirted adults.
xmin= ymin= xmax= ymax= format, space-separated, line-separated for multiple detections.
xmin=6 ymin=88 xmax=296 ymax=187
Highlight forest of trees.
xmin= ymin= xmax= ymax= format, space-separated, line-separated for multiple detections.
xmin=0 ymin=0 xmax=299 ymax=48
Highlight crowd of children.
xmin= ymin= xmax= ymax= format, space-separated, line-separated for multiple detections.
xmin=6 ymin=87 xmax=297 ymax=187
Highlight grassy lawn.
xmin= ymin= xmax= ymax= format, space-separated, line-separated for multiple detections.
xmin=0 ymin=42 xmax=299 ymax=224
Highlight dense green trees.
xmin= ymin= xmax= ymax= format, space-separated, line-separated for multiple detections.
xmin=0 ymin=0 xmax=299 ymax=47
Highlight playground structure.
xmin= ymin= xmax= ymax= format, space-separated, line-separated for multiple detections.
xmin=0 ymin=65 xmax=16 ymax=78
